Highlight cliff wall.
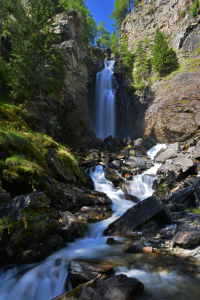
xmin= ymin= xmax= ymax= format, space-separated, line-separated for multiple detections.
xmin=120 ymin=0 xmax=200 ymax=142
xmin=22 ymin=12 xmax=104 ymax=146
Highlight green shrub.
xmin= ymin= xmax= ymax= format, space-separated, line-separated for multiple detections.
xmin=190 ymin=0 xmax=200 ymax=18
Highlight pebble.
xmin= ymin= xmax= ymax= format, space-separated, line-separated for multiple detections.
xmin=143 ymin=246 xmax=153 ymax=254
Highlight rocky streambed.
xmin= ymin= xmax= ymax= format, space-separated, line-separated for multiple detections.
xmin=1 ymin=138 xmax=200 ymax=299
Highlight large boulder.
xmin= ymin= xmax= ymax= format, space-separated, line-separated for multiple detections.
xmin=167 ymin=187 xmax=195 ymax=207
xmin=68 ymin=259 xmax=115 ymax=288
xmin=172 ymin=225 xmax=200 ymax=249
xmin=55 ymin=274 xmax=144 ymax=300
xmin=124 ymin=156 xmax=151 ymax=171
xmin=104 ymin=197 xmax=172 ymax=236
xmin=0 ymin=192 xmax=51 ymax=221
xmin=104 ymin=168 xmax=124 ymax=187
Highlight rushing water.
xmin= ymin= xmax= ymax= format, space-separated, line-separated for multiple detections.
xmin=0 ymin=144 xmax=200 ymax=300
xmin=95 ymin=60 xmax=117 ymax=139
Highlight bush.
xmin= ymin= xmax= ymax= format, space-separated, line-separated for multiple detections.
xmin=190 ymin=0 xmax=200 ymax=18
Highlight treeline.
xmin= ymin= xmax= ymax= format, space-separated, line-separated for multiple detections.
xmin=0 ymin=0 xmax=111 ymax=101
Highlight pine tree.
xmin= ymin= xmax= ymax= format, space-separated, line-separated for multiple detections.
xmin=96 ymin=21 xmax=110 ymax=50
xmin=6 ymin=0 xmax=66 ymax=100
xmin=110 ymin=30 xmax=119 ymax=57
xmin=152 ymin=27 xmax=175 ymax=76
xmin=58 ymin=0 xmax=97 ymax=45
xmin=133 ymin=41 xmax=149 ymax=90
xmin=119 ymin=34 xmax=133 ymax=76
xmin=109 ymin=0 xmax=138 ymax=30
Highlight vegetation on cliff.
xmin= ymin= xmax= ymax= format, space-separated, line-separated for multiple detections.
xmin=152 ymin=27 xmax=176 ymax=76
xmin=0 ymin=93 xmax=83 ymax=195
xmin=0 ymin=0 xmax=98 ymax=102
xmin=110 ymin=0 xmax=138 ymax=30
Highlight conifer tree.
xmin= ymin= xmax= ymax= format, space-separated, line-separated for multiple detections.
xmin=109 ymin=0 xmax=137 ymax=30
xmin=119 ymin=34 xmax=133 ymax=76
xmin=110 ymin=30 xmax=119 ymax=56
xmin=6 ymin=0 xmax=66 ymax=100
xmin=133 ymin=41 xmax=149 ymax=90
xmin=58 ymin=0 xmax=97 ymax=45
xmin=96 ymin=21 xmax=110 ymax=50
xmin=152 ymin=27 xmax=175 ymax=76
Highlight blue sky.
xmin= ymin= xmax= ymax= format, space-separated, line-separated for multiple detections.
xmin=85 ymin=0 xmax=115 ymax=33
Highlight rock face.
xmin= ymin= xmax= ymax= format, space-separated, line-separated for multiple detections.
xmin=54 ymin=274 xmax=144 ymax=300
xmin=119 ymin=0 xmax=200 ymax=143
xmin=22 ymin=12 xmax=104 ymax=146
xmin=104 ymin=196 xmax=172 ymax=236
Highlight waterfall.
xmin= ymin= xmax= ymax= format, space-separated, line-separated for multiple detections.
xmin=95 ymin=61 xmax=117 ymax=139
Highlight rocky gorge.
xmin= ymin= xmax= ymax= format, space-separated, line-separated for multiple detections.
xmin=1 ymin=0 xmax=200 ymax=300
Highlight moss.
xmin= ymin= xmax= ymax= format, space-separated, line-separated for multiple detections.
xmin=58 ymin=148 xmax=81 ymax=177
xmin=178 ymin=10 xmax=187 ymax=19
xmin=194 ymin=47 xmax=200 ymax=56
xmin=130 ymin=150 xmax=136 ymax=156
xmin=0 ymin=215 xmax=11 ymax=234
xmin=185 ymin=208 xmax=200 ymax=214
xmin=163 ymin=57 xmax=200 ymax=81
xmin=65 ymin=286 xmax=83 ymax=299
xmin=0 ymin=99 xmax=82 ymax=190
xmin=156 ymin=182 xmax=169 ymax=195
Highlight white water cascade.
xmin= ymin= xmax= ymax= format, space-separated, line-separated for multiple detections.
xmin=95 ymin=61 xmax=117 ymax=139
xmin=0 ymin=144 xmax=199 ymax=300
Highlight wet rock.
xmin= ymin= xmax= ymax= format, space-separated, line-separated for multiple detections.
xmin=40 ymin=235 xmax=64 ymax=256
xmin=172 ymin=225 xmax=200 ymax=249
xmin=68 ymin=259 xmax=115 ymax=288
xmin=167 ymin=187 xmax=195 ymax=207
xmin=108 ymin=160 xmax=121 ymax=171
xmin=194 ymin=181 xmax=200 ymax=207
xmin=0 ymin=192 xmax=51 ymax=221
xmin=0 ymin=189 xmax=12 ymax=205
xmin=75 ymin=206 xmax=112 ymax=222
xmin=142 ymin=246 xmax=153 ymax=254
xmin=104 ymin=197 xmax=172 ymax=237
xmin=121 ymin=166 xmax=136 ymax=177
xmin=58 ymin=211 xmax=86 ymax=238
xmin=104 ymin=168 xmax=124 ymax=187
xmin=22 ymin=250 xmax=43 ymax=264
xmin=59 ymin=274 xmax=144 ymax=300
xmin=158 ymin=156 xmax=194 ymax=174
xmin=156 ymin=149 xmax=178 ymax=162
xmin=57 ymin=227 xmax=75 ymax=242
xmin=122 ymin=137 xmax=133 ymax=146
xmin=167 ymin=203 xmax=187 ymax=212
xmin=119 ymin=194 xmax=140 ymax=203
xmin=124 ymin=156 xmax=151 ymax=171
xmin=106 ymin=238 xmax=124 ymax=246
xmin=126 ymin=242 xmax=143 ymax=253
xmin=47 ymin=184 xmax=111 ymax=212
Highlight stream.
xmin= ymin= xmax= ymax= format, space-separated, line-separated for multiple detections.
xmin=1 ymin=144 xmax=200 ymax=299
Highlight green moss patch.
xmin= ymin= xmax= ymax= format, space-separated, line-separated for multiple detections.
xmin=0 ymin=96 xmax=82 ymax=192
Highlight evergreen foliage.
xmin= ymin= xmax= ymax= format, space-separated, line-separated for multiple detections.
xmin=119 ymin=35 xmax=133 ymax=76
xmin=190 ymin=0 xmax=200 ymax=18
xmin=3 ymin=0 xmax=66 ymax=100
xmin=96 ymin=21 xmax=110 ymax=50
xmin=151 ymin=27 xmax=176 ymax=76
xmin=58 ymin=0 xmax=97 ymax=45
xmin=110 ymin=30 xmax=119 ymax=57
xmin=133 ymin=42 xmax=149 ymax=90
xmin=110 ymin=0 xmax=138 ymax=30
